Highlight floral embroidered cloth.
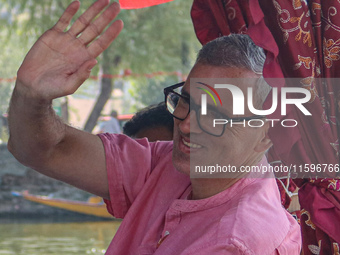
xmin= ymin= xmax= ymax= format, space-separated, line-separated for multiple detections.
xmin=191 ymin=1 xmax=340 ymax=254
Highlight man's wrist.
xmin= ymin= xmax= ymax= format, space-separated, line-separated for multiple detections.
xmin=12 ymin=82 xmax=52 ymax=107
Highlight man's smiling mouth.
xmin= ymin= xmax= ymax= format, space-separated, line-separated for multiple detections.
xmin=182 ymin=139 xmax=202 ymax=149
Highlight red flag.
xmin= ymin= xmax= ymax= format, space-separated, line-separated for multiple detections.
xmin=119 ymin=0 xmax=174 ymax=9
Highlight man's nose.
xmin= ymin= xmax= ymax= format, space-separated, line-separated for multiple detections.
xmin=178 ymin=110 xmax=202 ymax=134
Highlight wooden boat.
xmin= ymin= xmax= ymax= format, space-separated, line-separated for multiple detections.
xmin=13 ymin=190 xmax=113 ymax=219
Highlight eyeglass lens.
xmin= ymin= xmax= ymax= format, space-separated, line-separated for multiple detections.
xmin=166 ymin=92 xmax=225 ymax=136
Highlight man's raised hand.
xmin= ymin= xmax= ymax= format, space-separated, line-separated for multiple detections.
xmin=16 ymin=0 xmax=123 ymax=101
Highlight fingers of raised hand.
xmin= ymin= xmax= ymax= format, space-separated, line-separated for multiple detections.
xmin=77 ymin=2 xmax=121 ymax=46
xmin=69 ymin=0 xmax=110 ymax=36
xmin=54 ymin=1 xmax=80 ymax=32
xmin=88 ymin=19 xmax=123 ymax=58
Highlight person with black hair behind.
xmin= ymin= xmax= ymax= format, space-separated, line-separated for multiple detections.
xmin=123 ymin=102 xmax=173 ymax=142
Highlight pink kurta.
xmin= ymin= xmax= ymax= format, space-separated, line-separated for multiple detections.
xmin=99 ymin=134 xmax=301 ymax=254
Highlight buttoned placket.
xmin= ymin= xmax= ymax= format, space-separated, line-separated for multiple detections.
xmin=157 ymin=201 xmax=183 ymax=249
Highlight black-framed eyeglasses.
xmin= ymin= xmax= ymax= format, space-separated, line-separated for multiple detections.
xmin=164 ymin=82 xmax=265 ymax=137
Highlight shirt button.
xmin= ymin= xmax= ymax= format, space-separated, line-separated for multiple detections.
xmin=157 ymin=231 xmax=170 ymax=248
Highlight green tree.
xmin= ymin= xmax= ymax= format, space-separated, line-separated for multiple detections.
xmin=128 ymin=76 xmax=177 ymax=110
xmin=0 ymin=0 xmax=200 ymax=132
xmin=0 ymin=33 xmax=32 ymax=115
xmin=0 ymin=27 xmax=35 ymax=141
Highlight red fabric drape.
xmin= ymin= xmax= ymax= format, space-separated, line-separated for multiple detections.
xmin=119 ymin=0 xmax=173 ymax=9
xmin=191 ymin=1 xmax=340 ymax=254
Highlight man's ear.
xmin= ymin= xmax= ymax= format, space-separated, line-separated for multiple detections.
xmin=254 ymin=121 xmax=272 ymax=153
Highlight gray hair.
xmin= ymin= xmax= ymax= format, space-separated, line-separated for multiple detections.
xmin=196 ymin=34 xmax=265 ymax=75
xmin=196 ymin=34 xmax=271 ymax=108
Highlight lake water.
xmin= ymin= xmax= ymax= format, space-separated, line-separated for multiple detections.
xmin=0 ymin=218 xmax=121 ymax=255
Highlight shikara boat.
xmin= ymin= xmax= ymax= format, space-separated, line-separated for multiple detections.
xmin=12 ymin=190 xmax=113 ymax=219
